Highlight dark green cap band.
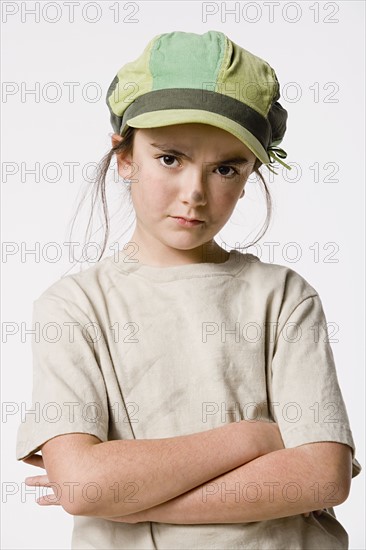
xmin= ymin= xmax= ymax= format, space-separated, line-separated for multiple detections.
xmin=118 ymin=88 xmax=272 ymax=151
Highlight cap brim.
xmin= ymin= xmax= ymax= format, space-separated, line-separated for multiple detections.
xmin=123 ymin=110 xmax=270 ymax=165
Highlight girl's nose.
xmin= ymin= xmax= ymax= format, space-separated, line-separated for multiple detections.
xmin=191 ymin=190 xmax=204 ymax=203
xmin=179 ymin=167 xmax=207 ymax=206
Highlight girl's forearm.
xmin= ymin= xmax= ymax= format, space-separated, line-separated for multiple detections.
xmin=123 ymin=443 xmax=351 ymax=525
xmin=71 ymin=420 xmax=282 ymax=517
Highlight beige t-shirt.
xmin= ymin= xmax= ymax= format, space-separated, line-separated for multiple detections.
xmin=16 ymin=248 xmax=361 ymax=550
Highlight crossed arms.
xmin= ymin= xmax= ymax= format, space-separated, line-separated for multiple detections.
xmin=32 ymin=419 xmax=352 ymax=524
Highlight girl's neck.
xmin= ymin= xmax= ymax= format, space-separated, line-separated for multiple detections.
xmin=124 ymin=237 xmax=230 ymax=268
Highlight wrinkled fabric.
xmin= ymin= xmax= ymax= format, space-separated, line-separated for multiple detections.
xmin=16 ymin=248 xmax=361 ymax=549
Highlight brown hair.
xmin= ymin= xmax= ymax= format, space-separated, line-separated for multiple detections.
xmin=68 ymin=125 xmax=273 ymax=263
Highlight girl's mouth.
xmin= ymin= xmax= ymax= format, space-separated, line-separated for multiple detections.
xmin=172 ymin=217 xmax=204 ymax=227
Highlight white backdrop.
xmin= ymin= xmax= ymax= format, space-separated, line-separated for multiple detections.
xmin=1 ymin=1 xmax=365 ymax=548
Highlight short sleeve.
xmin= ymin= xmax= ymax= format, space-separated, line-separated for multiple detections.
xmin=16 ymin=294 xmax=109 ymax=461
xmin=271 ymin=294 xmax=361 ymax=478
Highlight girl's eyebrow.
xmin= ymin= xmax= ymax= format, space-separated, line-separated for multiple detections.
xmin=149 ymin=142 xmax=250 ymax=165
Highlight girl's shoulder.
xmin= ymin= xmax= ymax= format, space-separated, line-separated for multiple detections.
xmin=238 ymin=252 xmax=320 ymax=301
xmin=33 ymin=254 xmax=115 ymax=316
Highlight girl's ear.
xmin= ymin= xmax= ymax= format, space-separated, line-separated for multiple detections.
xmin=111 ymin=133 xmax=133 ymax=179
xmin=111 ymin=133 xmax=122 ymax=148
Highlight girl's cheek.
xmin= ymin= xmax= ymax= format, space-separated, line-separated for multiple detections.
xmin=213 ymin=188 xmax=239 ymax=205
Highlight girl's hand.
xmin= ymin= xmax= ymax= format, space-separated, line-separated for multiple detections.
xmin=102 ymin=511 xmax=148 ymax=523
xmin=22 ymin=453 xmax=45 ymax=469
xmin=303 ymin=509 xmax=326 ymax=518
xmin=22 ymin=454 xmax=61 ymax=506
xmin=22 ymin=454 xmax=148 ymax=520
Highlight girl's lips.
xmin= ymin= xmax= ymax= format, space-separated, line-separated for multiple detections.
xmin=172 ymin=217 xmax=204 ymax=227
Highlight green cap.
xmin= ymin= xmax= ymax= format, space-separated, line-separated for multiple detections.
xmin=106 ymin=30 xmax=291 ymax=174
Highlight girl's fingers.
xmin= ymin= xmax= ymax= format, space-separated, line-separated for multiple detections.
xmin=36 ymin=495 xmax=61 ymax=506
xmin=25 ymin=474 xmax=62 ymax=506
xmin=101 ymin=516 xmax=139 ymax=523
xmin=22 ymin=454 xmax=45 ymax=469
xmin=25 ymin=475 xmax=50 ymax=486
xmin=303 ymin=509 xmax=325 ymax=518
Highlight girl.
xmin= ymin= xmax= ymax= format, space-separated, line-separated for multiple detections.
xmin=17 ymin=30 xmax=361 ymax=549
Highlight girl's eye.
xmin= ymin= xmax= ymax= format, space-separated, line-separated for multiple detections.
xmin=216 ymin=165 xmax=239 ymax=178
xmin=157 ymin=155 xmax=180 ymax=168
xmin=156 ymin=155 xmax=239 ymax=178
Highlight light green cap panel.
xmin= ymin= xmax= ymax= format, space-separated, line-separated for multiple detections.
xmin=150 ymin=31 xmax=225 ymax=90
xmin=218 ymin=37 xmax=279 ymax=117
xmin=107 ymin=34 xmax=158 ymax=117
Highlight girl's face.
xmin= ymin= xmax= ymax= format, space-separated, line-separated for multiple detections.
xmin=113 ymin=123 xmax=257 ymax=265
